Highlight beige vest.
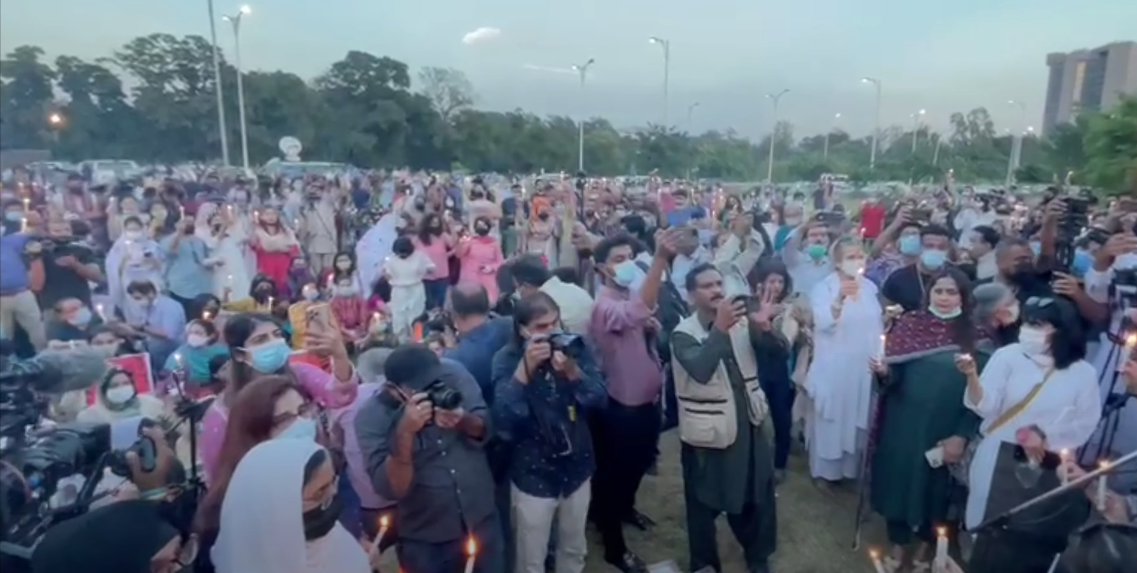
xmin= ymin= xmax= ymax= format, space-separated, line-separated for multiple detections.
xmin=671 ymin=315 xmax=768 ymax=450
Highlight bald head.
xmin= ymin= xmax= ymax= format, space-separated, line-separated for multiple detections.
xmin=451 ymin=283 xmax=490 ymax=318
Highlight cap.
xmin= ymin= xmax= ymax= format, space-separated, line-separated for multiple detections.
xmin=384 ymin=344 xmax=444 ymax=390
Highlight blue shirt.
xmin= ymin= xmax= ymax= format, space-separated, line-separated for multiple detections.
xmin=161 ymin=234 xmax=213 ymax=299
xmin=666 ymin=206 xmax=705 ymax=227
xmin=444 ymin=317 xmax=512 ymax=405
xmin=0 ymin=233 xmax=30 ymax=294
xmin=491 ymin=343 xmax=607 ymax=498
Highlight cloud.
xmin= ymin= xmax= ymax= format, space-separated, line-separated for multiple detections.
xmin=462 ymin=27 xmax=501 ymax=45
xmin=522 ymin=64 xmax=577 ymax=75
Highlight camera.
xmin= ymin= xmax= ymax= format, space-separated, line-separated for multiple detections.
xmin=424 ymin=380 xmax=463 ymax=410
xmin=544 ymin=332 xmax=585 ymax=360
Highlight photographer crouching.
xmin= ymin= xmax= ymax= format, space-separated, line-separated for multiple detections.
xmin=491 ymin=292 xmax=607 ymax=573
xmin=356 ymin=344 xmax=504 ymax=573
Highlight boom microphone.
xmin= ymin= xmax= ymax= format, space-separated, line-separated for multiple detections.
xmin=2 ymin=348 xmax=112 ymax=395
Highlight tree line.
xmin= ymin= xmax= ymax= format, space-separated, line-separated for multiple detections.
xmin=0 ymin=33 xmax=1134 ymax=191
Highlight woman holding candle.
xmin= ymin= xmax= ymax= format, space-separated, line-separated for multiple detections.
xmin=867 ymin=269 xmax=984 ymax=573
xmin=457 ymin=217 xmax=506 ymax=300
xmin=250 ymin=207 xmax=301 ymax=294
xmin=197 ymin=202 xmax=252 ymax=301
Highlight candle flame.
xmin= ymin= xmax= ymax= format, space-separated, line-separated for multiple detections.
xmin=380 ymin=514 xmax=389 ymax=528
xmin=173 ymin=353 xmax=183 ymax=365
xmin=1126 ymin=333 xmax=1136 ymax=348
xmin=1100 ymin=460 xmax=1110 ymax=469
xmin=937 ymin=526 xmax=946 ymax=536
xmin=1060 ymin=448 xmax=1069 ymax=456
xmin=869 ymin=549 xmax=879 ymax=559
xmin=203 ymin=311 xmax=212 ymax=321
xmin=466 ymin=537 xmax=477 ymax=556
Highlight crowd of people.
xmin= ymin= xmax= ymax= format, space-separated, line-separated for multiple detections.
xmin=1 ymin=167 xmax=1135 ymax=573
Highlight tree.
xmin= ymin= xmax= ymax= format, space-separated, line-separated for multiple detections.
xmin=1082 ymin=96 xmax=1137 ymax=194
xmin=0 ymin=46 xmax=57 ymax=149
xmin=417 ymin=67 xmax=475 ymax=123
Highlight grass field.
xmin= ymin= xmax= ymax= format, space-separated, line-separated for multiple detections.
xmin=580 ymin=431 xmax=881 ymax=573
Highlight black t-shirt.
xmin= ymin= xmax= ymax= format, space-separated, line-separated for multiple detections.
xmin=37 ymin=242 xmax=95 ymax=309
xmin=881 ymin=263 xmax=965 ymax=311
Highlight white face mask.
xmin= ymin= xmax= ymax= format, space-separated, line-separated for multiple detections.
xmin=1018 ymin=325 xmax=1050 ymax=355
xmin=839 ymin=259 xmax=863 ymax=277
xmin=186 ymin=333 xmax=208 ymax=347
xmin=105 ymin=385 xmax=135 ymax=404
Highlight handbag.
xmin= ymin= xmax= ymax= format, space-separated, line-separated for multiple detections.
xmin=949 ymin=368 xmax=1055 ymax=485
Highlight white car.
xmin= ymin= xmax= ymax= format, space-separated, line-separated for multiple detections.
xmin=78 ymin=159 xmax=141 ymax=185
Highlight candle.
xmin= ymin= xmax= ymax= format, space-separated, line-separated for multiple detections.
xmin=20 ymin=216 xmax=27 ymax=232
xmin=1060 ymin=449 xmax=1070 ymax=484
xmin=254 ymin=209 xmax=260 ymax=220
xmin=934 ymin=527 xmax=949 ymax=569
xmin=267 ymin=296 xmax=275 ymax=310
xmin=1096 ymin=461 xmax=1110 ymax=511
xmin=95 ymin=303 xmax=106 ymax=321
xmin=178 ymin=204 xmax=186 ymax=220
xmin=463 ymin=537 xmax=477 ymax=573
xmin=22 ymin=197 xmax=30 ymax=211
xmin=369 ymin=514 xmax=390 ymax=553
xmin=869 ymin=549 xmax=886 ymax=573
xmin=202 ymin=311 xmax=212 ymax=322
xmin=173 ymin=353 xmax=183 ymax=370
xmin=879 ymin=334 xmax=887 ymax=357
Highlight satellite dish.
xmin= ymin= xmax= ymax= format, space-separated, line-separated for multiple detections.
xmin=278 ymin=136 xmax=302 ymax=161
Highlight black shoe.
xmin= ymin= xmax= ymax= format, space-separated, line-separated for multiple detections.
xmin=747 ymin=562 xmax=772 ymax=573
xmin=605 ymin=550 xmax=648 ymax=573
xmin=622 ymin=509 xmax=656 ymax=530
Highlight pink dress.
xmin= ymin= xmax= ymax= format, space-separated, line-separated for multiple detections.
xmin=413 ymin=234 xmax=452 ymax=281
xmin=199 ymin=362 xmax=358 ymax=484
xmin=457 ymin=236 xmax=504 ymax=300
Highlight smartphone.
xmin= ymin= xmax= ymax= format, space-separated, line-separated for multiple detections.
xmin=925 ymin=446 xmax=945 ymax=468
xmin=306 ymin=303 xmax=331 ymax=332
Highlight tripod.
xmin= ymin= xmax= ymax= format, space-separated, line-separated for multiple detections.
xmin=165 ymin=367 xmax=212 ymax=505
xmin=1078 ymin=291 xmax=1134 ymax=467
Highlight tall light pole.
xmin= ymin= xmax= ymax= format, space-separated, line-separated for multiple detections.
xmin=1007 ymin=100 xmax=1028 ymax=178
xmin=223 ymin=5 xmax=252 ymax=171
xmin=910 ymin=108 xmax=926 ymax=154
xmin=824 ymin=112 xmax=841 ymax=162
xmin=206 ymin=0 xmax=231 ymax=165
xmin=686 ymin=102 xmax=699 ymax=128
xmin=861 ymin=77 xmax=882 ymax=170
xmin=648 ymin=37 xmax=670 ymax=127
xmin=765 ymin=89 xmax=790 ymax=183
xmin=571 ymin=58 xmax=595 ymax=173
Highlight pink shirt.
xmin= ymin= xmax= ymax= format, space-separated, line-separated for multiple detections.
xmin=588 ymin=286 xmax=664 ymax=407
xmin=199 ymin=362 xmax=359 ymax=484
xmin=414 ymin=234 xmax=451 ymax=280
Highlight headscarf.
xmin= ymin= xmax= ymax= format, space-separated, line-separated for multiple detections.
xmin=32 ymin=500 xmax=181 ymax=573
xmin=211 ymin=440 xmax=370 ymax=573
xmin=884 ymin=310 xmax=972 ymax=364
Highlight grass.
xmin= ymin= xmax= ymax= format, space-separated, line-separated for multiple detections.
xmin=580 ymin=431 xmax=881 ymax=573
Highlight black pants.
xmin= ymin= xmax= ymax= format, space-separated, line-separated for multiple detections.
xmin=590 ymin=400 xmax=660 ymax=560
xmin=684 ymin=479 xmax=778 ymax=573
xmin=969 ymin=529 xmax=1067 ymax=573
xmin=759 ymin=376 xmax=794 ymax=470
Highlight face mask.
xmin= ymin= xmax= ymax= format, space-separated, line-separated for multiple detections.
xmin=303 ymin=290 xmax=319 ymax=302
xmin=1018 ymin=325 xmax=1050 ymax=355
xmin=1071 ymin=250 xmax=1093 ymax=277
xmin=278 ymin=417 xmax=318 ymax=441
xmin=186 ymin=333 xmax=208 ymax=347
xmin=784 ymin=217 xmax=802 ymax=227
xmin=4 ymin=212 xmax=23 ymax=222
xmin=1029 ymin=241 xmax=1041 ymax=257
xmin=920 ymin=249 xmax=947 ymax=270
xmin=94 ymin=343 xmax=119 ymax=357
xmin=898 ymin=235 xmax=922 ymax=256
xmin=244 ymin=339 xmax=290 ymax=374
xmin=805 ymin=244 xmax=828 ymax=261
xmin=335 ymin=261 xmax=351 ymax=270
xmin=538 ymin=212 xmax=550 ymax=221
xmin=105 ymin=386 xmax=135 ymax=404
xmin=68 ymin=307 xmax=93 ymax=327
xmin=611 ymin=260 xmax=639 ymax=288
xmin=839 ymin=259 xmax=863 ymax=277
xmin=929 ymin=306 xmax=962 ymax=320
xmin=474 ymin=225 xmax=490 ymax=236
xmin=124 ymin=230 xmax=143 ymax=241
xmin=302 ymin=494 xmax=343 ymax=541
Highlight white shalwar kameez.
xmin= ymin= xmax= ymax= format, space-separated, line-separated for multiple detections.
xmin=805 ymin=272 xmax=882 ymax=480
xmin=384 ymin=253 xmax=434 ymax=341
xmin=962 ymin=344 xmax=1101 ymax=529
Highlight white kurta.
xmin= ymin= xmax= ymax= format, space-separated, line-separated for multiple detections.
xmin=805 ymin=272 xmax=882 ymax=480
xmin=384 ymin=253 xmax=434 ymax=341
xmin=962 ymin=344 xmax=1101 ymax=529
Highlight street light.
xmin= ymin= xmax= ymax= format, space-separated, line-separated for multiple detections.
xmin=686 ymin=102 xmax=700 ymax=128
xmin=48 ymin=113 xmax=63 ymax=126
xmin=648 ymin=37 xmax=670 ymax=127
xmin=47 ymin=112 xmax=64 ymax=144
xmin=1006 ymin=100 xmax=1028 ymax=184
xmin=223 ymin=5 xmax=252 ymax=171
xmin=910 ymin=108 xmax=926 ymax=154
xmin=206 ymin=0 xmax=231 ymax=165
xmin=571 ymin=58 xmax=595 ymax=172
xmin=861 ymin=77 xmax=882 ymax=169
xmin=824 ymin=112 xmax=841 ymax=162
xmin=765 ymin=89 xmax=790 ymax=183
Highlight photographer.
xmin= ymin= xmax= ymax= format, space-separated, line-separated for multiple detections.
xmin=35 ymin=216 xmax=103 ymax=311
xmin=492 ymin=292 xmax=607 ymax=573
xmin=356 ymin=345 xmax=502 ymax=573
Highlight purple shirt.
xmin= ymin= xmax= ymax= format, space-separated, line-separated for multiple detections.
xmin=199 ymin=362 xmax=359 ymax=484
xmin=588 ymin=286 xmax=664 ymax=407
xmin=330 ymin=382 xmax=393 ymax=510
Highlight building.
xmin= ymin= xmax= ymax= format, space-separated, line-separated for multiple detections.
xmin=1042 ymin=41 xmax=1137 ymax=135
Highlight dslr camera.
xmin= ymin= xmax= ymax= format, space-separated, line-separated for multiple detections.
xmin=423 ymin=380 xmax=463 ymax=411
xmin=532 ymin=332 xmax=585 ymax=361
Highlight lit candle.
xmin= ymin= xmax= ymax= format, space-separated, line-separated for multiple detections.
xmin=869 ymin=549 xmax=886 ymax=573
xmin=22 ymin=197 xmax=30 ymax=211
xmin=202 ymin=311 xmax=212 ymax=322
xmin=253 ymin=209 xmax=260 ymax=220
xmin=267 ymin=296 xmax=275 ymax=310
xmin=463 ymin=537 xmax=477 ymax=573
xmin=1060 ymin=449 xmax=1070 ymax=484
xmin=178 ymin=204 xmax=186 ymax=220
xmin=879 ymin=334 xmax=887 ymax=357
xmin=20 ymin=216 xmax=27 ymax=232
xmin=934 ymin=527 xmax=949 ymax=569
xmin=95 ymin=303 xmax=106 ymax=321
xmin=173 ymin=353 xmax=184 ymax=371
xmin=370 ymin=514 xmax=390 ymax=553
xmin=1096 ymin=461 xmax=1110 ymax=511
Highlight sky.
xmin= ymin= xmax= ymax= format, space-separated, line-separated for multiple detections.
xmin=2 ymin=0 xmax=1135 ymax=140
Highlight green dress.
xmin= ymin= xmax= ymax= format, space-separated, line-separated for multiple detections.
xmin=869 ymin=349 xmax=988 ymax=530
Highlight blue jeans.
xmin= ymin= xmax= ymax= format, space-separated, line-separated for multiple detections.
xmin=336 ymin=472 xmax=365 ymax=538
xmin=398 ymin=512 xmax=506 ymax=573
xmin=424 ymin=278 xmax=449 ymax=310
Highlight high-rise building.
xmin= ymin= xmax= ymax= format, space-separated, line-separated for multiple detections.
xmin=1042 ymin=41 xmax=1137 ymax=135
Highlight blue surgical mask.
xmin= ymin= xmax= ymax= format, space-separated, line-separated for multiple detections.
xmin=69 ymin=307 xmax=93 ymax=327
xmin=277 ymin=417 xmax=317 ymax=441
xmin=244 ymin=339 xmax=290 ymax=374
xmin=4 ymin=212 xmax=23 ymax=223
xmin=898 ymin=235 xmax=922 ymax=256
xmin=1030 ymin=241 xmax=1041 ymax=256
xmin=611 ymin=260 xmax=639 ymax=288
xmin=929 ymin=306 xmax=962 ymax=320
xmin=1071 ymin=250 xmax=1093 ymax=277
xmin=920 ymin=249 xmax=947 ymax=270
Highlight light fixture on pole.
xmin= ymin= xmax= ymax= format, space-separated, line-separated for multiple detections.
xmin=1007 ymin=100 xmax=1028 ymax=182
xmin=206 ymin=0 xmax=231 ymax=165
xmin=861 ymin=77 xmax=882 ymax=169
xmin=824 ymin=112 xmax=841 ymax=162
xmin=910 ymin=109 xmax=926 ymax=154
xmin=223 ymin=4 xmax=252 ymax=171
xmin=765 ymin=89 xmax=790 ymax=183
xmin=648 ymin=37 xmax=670 ymax=127
xmin=571 ymin=58 xmax=595 ymax=173
xmin=686 ymin=102 xmax=699 ymax=128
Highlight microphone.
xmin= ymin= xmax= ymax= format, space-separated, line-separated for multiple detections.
xmin=16 ymin=347 xmax=112 ymax=395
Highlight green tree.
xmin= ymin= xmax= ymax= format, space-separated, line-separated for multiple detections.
xmin=0 ymin=46 xmax=57 ymax=149
xmin=1082 ymin=96 xmax=1137 ymax=194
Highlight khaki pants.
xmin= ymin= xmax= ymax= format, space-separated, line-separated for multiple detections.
xmin=0 ymin=289 xmax=46 ymax=350
xmin=308 ymin=252 xmax=335 ymax=277
xmin=512 ymin=478 xmax=591 ymax=573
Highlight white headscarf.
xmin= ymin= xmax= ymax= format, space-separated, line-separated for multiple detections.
xmin=211 ymin=440 xmax=370 ymax=573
